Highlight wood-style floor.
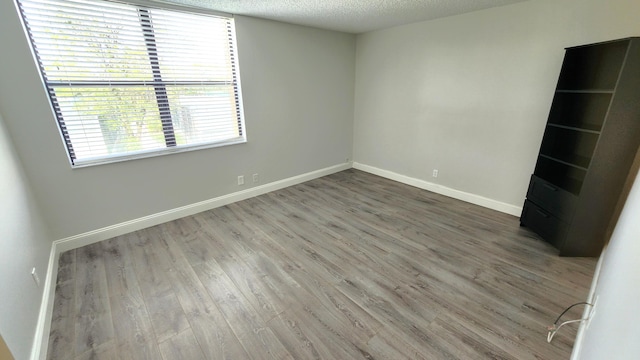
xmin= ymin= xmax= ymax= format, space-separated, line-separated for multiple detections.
xmin=47 ymin=169 xmax=596 ymax=359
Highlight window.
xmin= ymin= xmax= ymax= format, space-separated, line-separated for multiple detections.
xmin=17 ymin=0 xmax=245 ymax=167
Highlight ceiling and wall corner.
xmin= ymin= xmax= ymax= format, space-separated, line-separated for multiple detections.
xmin=148 ymin=0 xmax=529 ymax=33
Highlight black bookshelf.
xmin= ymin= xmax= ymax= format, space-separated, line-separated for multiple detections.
xmin=521 ymin=37 xmax=640 ymax=257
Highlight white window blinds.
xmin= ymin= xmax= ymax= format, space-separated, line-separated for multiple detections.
xmin=17 ymin=0 xmax=246 ymax=167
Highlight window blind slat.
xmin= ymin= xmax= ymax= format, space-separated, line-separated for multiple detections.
xmin=19 ymin=0 xmax=245 ymax=166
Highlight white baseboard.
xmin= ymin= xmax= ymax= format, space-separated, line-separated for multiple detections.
xmin=353 ymin=162 xmax=522 ymax=216
xmin=30 ymin=244 xmax=59 ymax=360
xmin=54 ymin=162 xmax=351 ymax=253
xmin=31 ymin=162 xmax=350 ymax=360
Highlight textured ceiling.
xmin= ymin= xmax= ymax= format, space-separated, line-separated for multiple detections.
xmin=150 ymin=0 xmax=529 ymax=34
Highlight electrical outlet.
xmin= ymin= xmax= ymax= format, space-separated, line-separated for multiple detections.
xmin=252 ymin=173 xmax=259 ymax=183
xmin=31 ymin=267 xmax=40 ymax=286
xmin=432 ymin=169 xmax=439 ymax=178
xmin=237 ymin=175 xmax=244 ymax=185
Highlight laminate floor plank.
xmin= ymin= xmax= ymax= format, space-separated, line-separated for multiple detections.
xmin=193 ymin=209 xmax=302 ymax=325
xmin=427 ymin=315 xmax=515 ymax=360
xmin=100 ymin=237 xmax=162 ymax=360
xmin=268 ymin=304 xmax=377 ymax=360
xmin=47 ymin=169 xmax=596 ymax=359
xmin=282 ymin=273 xmax=384 ymax=344
xmin=73 ymin=244 xmax=114 ymax=356
xmin=302 ymin=176 xmax=590 ymax=326
xmin=155 ymin=224 xmax=251 ymax=360
xmin=73 ymin=340 xmax=117 ymax=360
xmin=169 ymin=214 xmax=293 ymax=359
xmin=237 ymin=199 xmax=350 ymax=285
xmin=56 ymin=249 xmax=76 ymax=284
xmin=366 ymin=329 xmax=431 ymax=360
xmin=158 ymin=328 xmax=206 ymax=360
xmin=127 ymin=228 xmax=190 ymax=344
xmin=193 ymin=261 xmax=293 ymax=360
xmin=220 ymin=202 xmax=384 ymax=349
xmin=47 ymin=250 xmax=76 ymax=360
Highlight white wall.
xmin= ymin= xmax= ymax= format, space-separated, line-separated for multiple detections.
xmin=2 ymin=0 xmax=639 ymax=357
xmin=0 ymin=112 xmax=52 ymax=360
xmin=0 ymin=3 xmax=355 ymax=240
xmin=573 ymin=170 xmax=640 ymax=359
xmin=353 ymin=0 xmax=640 ymax=208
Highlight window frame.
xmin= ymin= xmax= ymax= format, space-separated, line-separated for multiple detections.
xmin=16 ymin=0 xmax=247 ymax=168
